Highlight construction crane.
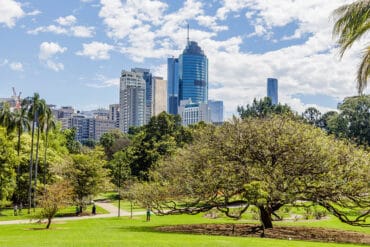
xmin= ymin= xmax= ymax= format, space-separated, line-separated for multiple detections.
xmin=12 ymin=87 xmax=21 ymax=110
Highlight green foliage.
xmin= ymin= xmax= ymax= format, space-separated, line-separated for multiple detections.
xmin=136 ymin=116 xmax=370 ymax=228
xmin=237 ymin=97 xmax=293 ymax=119
xmin=333 ymin=0 xmax=370 ymax=93
xmin=63 ymin=128 xmax=82 ymax=154
xmin=100 ymin=129 xmax=130 ymax=160
xmin=0 ymin=128 xmax=17 ymax=207
xmin=127 ymin=112 xmax=192 ymax=179
xmin=66 ymin=149 xmax=109 ymax=206
xmin=302 ymin=107 xmax=322 ymax=127
xmin=326 ymin=95 xmax=370 ymax=146
xmin=110 ymin=151 xmax=131 ymax=188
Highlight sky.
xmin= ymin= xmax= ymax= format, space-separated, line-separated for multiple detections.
xmin=0 ymin=0 xmax=369 ymax=119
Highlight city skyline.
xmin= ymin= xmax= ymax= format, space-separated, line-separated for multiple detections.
xmin=1 ymin=0 xmax=369 ymax=120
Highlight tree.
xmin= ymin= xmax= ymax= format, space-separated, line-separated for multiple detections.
xmin=36 ymin=181 xmax=73 ymax=229
xmin=302 ymin=107 xmax=322 ymax=127
xmin=110 ymin=151 xmax=131 ymax=216
xmin=0 ymin=127 xmax=17 ymax=208
xmin=40 ymin=106 xmax=56 ymax=187
xmin=0 ymin=102 xmax=14 ymax=135
xmin=67 ymin=150 xmax=108 ymax=209
xmin=328 ymin=95 xmax=370 ymax=146
xmin=100 ymin=129 xmax=130 ymax=161
xmin=128 ymin=112 xmax=192 ymax=179
xmin=333 ymin=0 xmax=370 ymax=94
xmin=237 ymin=97 xmax=293 ymax=119
xmin=63 ymin=128 xmax=81 ymax=154
xmin=135 ymin=116 xmax=370 ymax=229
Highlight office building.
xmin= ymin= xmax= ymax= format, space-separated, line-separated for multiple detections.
xmin=152 ymin=77 xmax=167 ymax=116
xmin=178 ymin=99 xmax=211 ymax=126
xmin=208 ymin=100 xmax=224 ymax=124
xmin=167 ymin=57 xmax=179 ymax=114
xmin=179 ymin=41 xmax=208 ymax=104
xmin=119 ymin=70 xmax=146 ymax=133
xmin=267 ymin=78 xmax=278 ymax=105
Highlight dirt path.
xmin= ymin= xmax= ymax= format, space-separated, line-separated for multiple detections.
xmin=0 ymin=202 xmax=145 ymax=225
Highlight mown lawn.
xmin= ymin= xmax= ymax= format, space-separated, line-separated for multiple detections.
xmin=0 ymin=213 xmax=368 ymax=247
xmin=0 ymin=205 xmax=109 ymax=221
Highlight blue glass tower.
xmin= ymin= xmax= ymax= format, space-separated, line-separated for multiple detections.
xmin=179 ymin=41 xmax=208 ymax=104
xmin=267 ymin=78 xmax=278 ymax=105
xmin=167 ymin=58 xmax=179 ymax=115
xmin=208 ymin=100 xmax=224 ymax=123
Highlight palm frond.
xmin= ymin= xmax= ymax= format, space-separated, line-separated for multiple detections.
xmin=356 ymin=45 xmax=370 ymax=93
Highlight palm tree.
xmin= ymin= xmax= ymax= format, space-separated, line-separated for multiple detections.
xmin=0 ymin=102 xmax=15 ymax=135
xmin=33 ymin=99 xmax=46 ymax=208
xmin=12 ymin=105 xmax=30 ymax=204
xmin=333 ymin=0 xmax=370 ymax=94
xmin=24 ymin=93 xmax=42 ymax=213
xmin=40 ymin=106 xmax=56 ymax=188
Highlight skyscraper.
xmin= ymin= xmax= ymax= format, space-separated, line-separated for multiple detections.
xmin=208 ymin=100 xmax=224 ymax=124
xmin=131 ymin=68 xmax=152 ymax=123
xmin=179 ymin=41 xmax=208 ymax=104
xmin=119 ymin=70 xmax=146 ymax=133
xmin=267 ymin=78 xmax=278 ymax=105
xmin=167 ymin=57 xmax=179 ymax=114
xmin=152 ymin=77 xmax=167 ymax=116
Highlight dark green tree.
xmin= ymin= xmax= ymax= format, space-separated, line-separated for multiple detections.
xmin=302 ymin=107 xmax=322 ymax=126
xmin=128 ymin=112 xmax=192 ymax=179
xmin=63 ymin=128 xmax=81 ymax=154
xmin=100 ymin=129 xmax=130 ymax=160
xmin=237 ymin=97 xmax=293 ymax=119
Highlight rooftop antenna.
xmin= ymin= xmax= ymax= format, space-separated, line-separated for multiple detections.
xmin=187 ymin=23 xmax=190 ymax=45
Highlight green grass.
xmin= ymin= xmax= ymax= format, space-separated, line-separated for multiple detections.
xmin=0 ymin=213 xmax=369 ymax=247
xmin=112 ymin=200 xmax=145 ymax=212
xmin=0 ymin=205 xmax=109 ymax=221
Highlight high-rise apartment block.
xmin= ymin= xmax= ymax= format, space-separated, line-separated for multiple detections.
xmin=131 ymin=68 xmax=152 ymax=123
xmin=109 ymin=104 xmax=120 ymax=128
xmin=208 ymin=100 xmax=224 ymax=124
xmin=267 ymin=78 xmax=278 ymax=105
xmin=152 ymin=77 xmax=167 ymax=116
xmin=119 ymin=70 xmax=146 ymax=133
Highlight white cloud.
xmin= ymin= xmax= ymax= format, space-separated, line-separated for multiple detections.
xmin=0 ymin=59 xmax=9 ymax=66
xmin=9 ymin=62 xmax=23 ymax=71
xmin=76 ymin=42 xmax=114 ymax=60
xmin=38 ymin=42 xmax=67 ymax=71
xmin=0 ymin=0 xmax=24 ymax=28
xmin=55 ymin=15 xmax=77 ymax=26
xmin=28 ymin=15 xmax=95 ymax=38
xmin=85 ymin=74 xmax=119 ymax=88
xmin=27 ymin=10 xmax=41 ymax=16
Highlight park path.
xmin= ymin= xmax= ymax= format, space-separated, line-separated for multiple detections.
xmin=0 ymin=202 xmax=145 ymax=225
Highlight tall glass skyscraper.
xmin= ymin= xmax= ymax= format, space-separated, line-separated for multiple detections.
xmin=267 ymin=78 xmax=278 ymax=105
xmin=167 ymin=57 xmax=179 ymax=114
xmin=179 ymin=41 xmax=208 ymax=104
xmin=208 ymin=100 xmax=224 ymax=124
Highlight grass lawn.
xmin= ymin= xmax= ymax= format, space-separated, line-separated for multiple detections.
xmin=0 ymin=213 xmax=369 ymax=247
xmin=0 ymin=205 xmax=109 ymax=221
xmin=112 ymin=200 xmax=145 ymax=213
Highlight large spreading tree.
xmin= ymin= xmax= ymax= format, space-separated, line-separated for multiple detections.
xmin=134 ymin=116 xmax=370 ymax=228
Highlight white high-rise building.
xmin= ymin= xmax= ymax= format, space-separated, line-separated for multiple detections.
xmin=178 ymin=99 xmax=211 ymax=126
xmin=119 ymin=70 xmax=146 ymax=133
xmin=152 ymin=77 xmax=167 ymax=116
xmin=109 ymin=104 xmax=120 ymax=128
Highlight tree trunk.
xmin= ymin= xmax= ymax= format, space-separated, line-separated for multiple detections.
xmin=28 ymin=117 xmax=35 ymax=214
xmin=46 ymin=218 xmax=51 ymax=229
xmin=33 ymin=127 xmax=40 ymax=209
xmin=259 ymin=206 xmax=273 ymax=229
xmin=43 ymin=130 xmax=49 ymax=189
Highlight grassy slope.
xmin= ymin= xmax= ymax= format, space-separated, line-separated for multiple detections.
xmin=0 ymin=213 xmax=368 ymax=247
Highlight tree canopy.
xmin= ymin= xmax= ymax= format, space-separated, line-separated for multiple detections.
xmin=134 ymin=116 xmax=370 ymax=228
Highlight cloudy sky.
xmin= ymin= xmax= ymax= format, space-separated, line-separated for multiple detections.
xmin=0 ymin=0 xmax=368 ymax=118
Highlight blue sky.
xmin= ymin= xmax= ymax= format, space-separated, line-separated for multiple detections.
xmin=0 ymin=0 xmax=368 ymax=118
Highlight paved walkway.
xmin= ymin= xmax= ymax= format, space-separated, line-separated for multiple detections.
xmin=0 ymin=202 xmax=145 ymax=225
